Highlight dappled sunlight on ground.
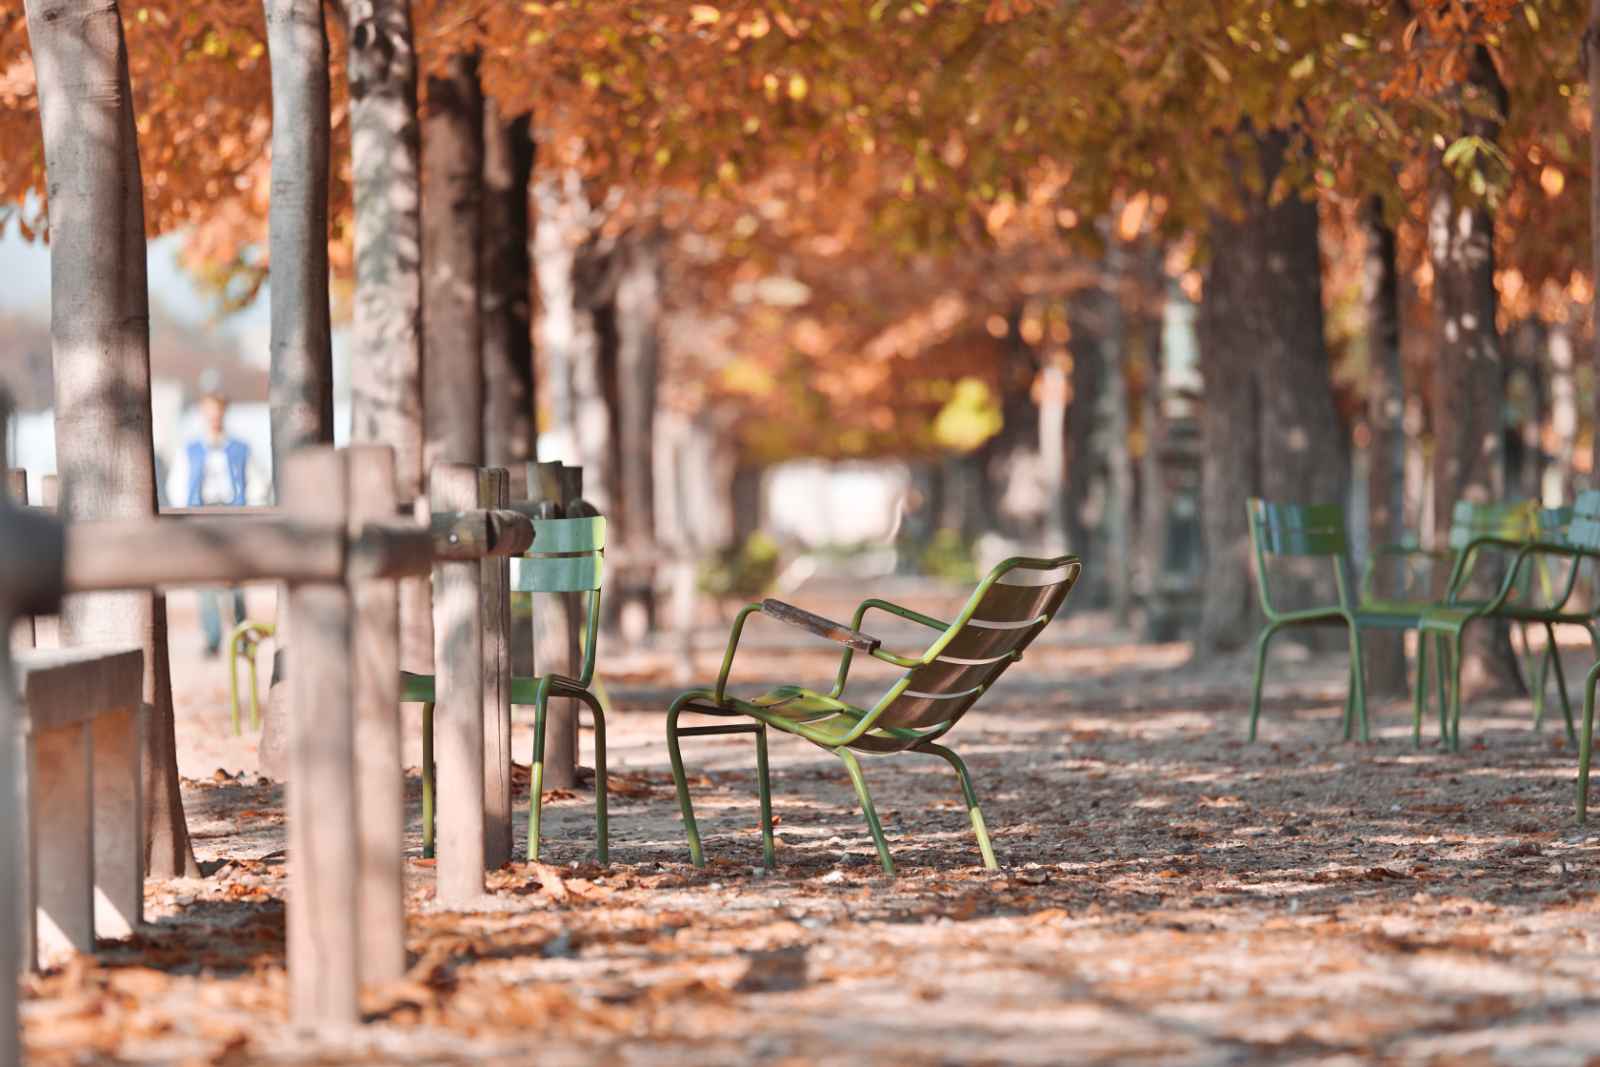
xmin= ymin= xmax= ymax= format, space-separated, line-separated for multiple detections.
xmin=20 ymin=609 xmax=1600 ymax=1065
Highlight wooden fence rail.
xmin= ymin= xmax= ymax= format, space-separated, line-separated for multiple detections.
xmin=1 ymin=445 xmax=539 ymax=1043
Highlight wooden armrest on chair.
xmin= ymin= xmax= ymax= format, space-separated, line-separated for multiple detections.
xmin=759 ymin=598 xmax=881 ymax=653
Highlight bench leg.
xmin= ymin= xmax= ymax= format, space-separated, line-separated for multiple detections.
xmin=32 ymin=722 xmax=94 ymax=962
xmin=92 ymin=705 xmax=143 ymax=939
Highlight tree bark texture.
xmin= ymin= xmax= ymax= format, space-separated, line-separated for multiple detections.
xmin=1590 ymin=0 xmax=1600 ymax=485
xmin=24 ymin=0 xmax=198 ymax=877
xmin=1428 ymin=49 xmax=1520 ymax=697
xmin=264 ymin=0 xmax=335 ymax=473
xmin=1363 ymin=198 xmax=1409 ymax=695
xmin=422 ymin=51 xmax=484 ymax=471
xmin=344 ymin=0 xmax=429 ymax=672
xmin=481 ymin=103 xmax=535 ymax=468
xmin=1194 ymin=127 xmax=1347 ymax=655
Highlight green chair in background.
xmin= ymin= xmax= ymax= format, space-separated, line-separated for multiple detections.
xmin=665 ymin=555 xmax=1082 ymax=876
xmin=405 ymin=514 xmax=610 ymax=863
xmin=1246 ymin=499 xmax=1428 ymax=743
xmin=1417 ymin=501 xmax=1591 ymax=751
xmin=1565 ymin=492 xmax=1600 ymax=821
xmin=226 ymin=619 xmax=275 ymax=735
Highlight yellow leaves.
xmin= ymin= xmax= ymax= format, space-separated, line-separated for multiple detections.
xmin=689 ymin=5 xmax=720 ymax=26
xmin=787 ymin=74 xmax=808 ymax=102
xmin=1288 ymin=54 xmax=1315 ymax=81
xmin=1199 ymin=50 xmax=1231 ymax=84
xmin=1539 ymin=166 xmax=1564 ymax=198
xmin=932 ymin=377 xmax=1003 ymax=453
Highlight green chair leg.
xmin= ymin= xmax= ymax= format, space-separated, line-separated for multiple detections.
xmin=1545 ymin=623 xmax=1578 ymax=746
xmin=1524 ymin=623 xmax=1546 ymax=729
xmin=1347 ymin=623 xmax=1369 ymax=743
xmin=665 ymin=695 xmax=707 ymax=867
xmin=754 ymin=724 xmax=775 ymax=871
xmin=574 ymin=689 xmax=609 ymax=866
xmin=1579 ymin=660 xmax=1600 ymax=824
xmin=528 ymin=683 xmax=551 ymax=863
xmin=1435 ymin=633 xmax=1451 ymax=747
xmin=422 ymin=701 xmax=436 ymax=860
xmin=1448 ymin=633 xmax=1466 ymax=752
xmin=1342 ymin=657 xmax=1356 ymax=742
xmin=836 ymin=748 xmax=894 ymax=876
xmin=246 ymin=649 xmax=262 ymax=731
xmin=920 ymin=742 xmax=998 ymax=870
xmin=1412 ymin=634 xmax=1429 ymax=749
xmin=1247 ymin=624 xmax=1281 ymax=743
xmin=228 ymin=631 xmax=243 ymax=736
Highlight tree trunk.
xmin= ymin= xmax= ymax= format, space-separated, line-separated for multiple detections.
xmin=481 ymin=103 xmax=535 ymax=468
xmin=264 ymin=0 xmax=335 ymax=474
xmin=422 ymin=52 xmax=484 ymax=471
xmin=1133 ymin=247 xmax=1168 ymax=621
xmin=258 ymin=0 xmax=336 ymax=782
xmin=1195 ymin=127 xmax=1346 ymax=656
xmin=1549 ymin=322 xmax=1578 ymax=501
xmin=610 ymin=228 xmax=663 ymax=635
xmin=344 ymin=0 xmax=428 ymax=672
xmin=1064 ymin=288 xmax=1105 ymax=587
xmin=1428 ymin=47 xmax=1520 ymax=696
xmin=1195 ymin=231 xmax=1261 ymax=655
xmin=1589 ymin=0 xmax=1600 ymax=484
xmin=24 ymin=0 xmax=198 ymax=876
xmin=1363 ymin=198 xmax=1409 ymax=695
xmin=1101 ymin=249 xmax=1134 ymax=627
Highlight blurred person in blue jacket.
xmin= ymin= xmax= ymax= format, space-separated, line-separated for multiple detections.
xmin=165 ymin=377 xmax=268 ymax=656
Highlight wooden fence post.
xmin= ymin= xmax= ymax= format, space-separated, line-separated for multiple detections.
xmin=347 ymin=445 xmax=405 ymax=985
xmin=528 ymin=460 xmax=577 ymax=788
xmin=481 ymin=468 xmax=513 ymax=868
xmin=432 ymin=463 xmax=485 ymax=903
xmin=283 ymin=447 xmax=360 ymax=1029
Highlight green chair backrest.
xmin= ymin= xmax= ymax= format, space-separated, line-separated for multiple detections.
xmin=1246 ymin=498 xmax=1352 ymax=615
xmin=869 ymin=556 xmax=1082 ymax=733
xmin=511 ymin=514 xmax=606 ymax=685
xmin=511 ymin=516 xmax=606 ymax=593
xmin=1446 ymin=499 xmax=1537 ymax=551
xmin=1565 ymin=491 xmax=1600 ymax=551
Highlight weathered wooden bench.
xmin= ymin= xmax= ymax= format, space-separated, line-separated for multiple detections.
xmin=15 ymin=645 xmax=144 ymax=966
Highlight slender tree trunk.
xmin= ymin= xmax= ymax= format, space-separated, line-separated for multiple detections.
xmin=611 ymin=227 xmax=663 ymax=633
xmin=1364 ymin=198 xmax=1409 ymax=695
xmin=264 ymin=0 xmax=334 ymax=473
xmin=481 ymin=103 xmax=535 ymax=468
xmin=258 ymin=0 xmax=336 ymax=781
xmin=1064 ymin=289 xmax=1105 ymax=588
xmin=344 ymin=0 xmax=428 ymax=672
xmin=1589 ymin=0 xmax=1600 ymax=484
xmin=1133 ymin=247 xmax=1168 ymax=623
xmin=422 ymin=52 xmax=484 ymax=470
xmin=1428 ymin=48 xmax=1520 ymax=696
xmin=1102 ymin=249 xmax=1134 ymax=627
xmin=1549 ymin=323 xmax=1578 ymax=501
xmin=24 ymin=0 xmax=198 ymax=875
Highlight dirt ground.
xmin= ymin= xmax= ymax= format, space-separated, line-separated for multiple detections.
xmin=19 ymin=584 xmax=1600 ymax=1066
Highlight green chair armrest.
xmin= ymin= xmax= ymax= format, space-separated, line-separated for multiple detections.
xmin=760 ymin=598 xmax=881 ymax=652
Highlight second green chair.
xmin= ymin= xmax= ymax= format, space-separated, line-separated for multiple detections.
xmin=404 ymin=513 xmax=610 ymax=864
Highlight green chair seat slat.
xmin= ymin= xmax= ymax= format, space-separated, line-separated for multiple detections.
xmin=512 ymin=553 xmax=603 ymax=593
xmin=1445 ymin=500 xmax=1536 ymax=549
xmin=935 ymin=618 xmax=1046 ymax=660
xmin=972 ymin=580 xmax=1070 ymax=625
xmin=876 ymin=689 xmax=985 ymax=731
xmin=1249 ymin=500 xmax=1348 ymax=556
xmin=530 ymin=515 xmax=607 ymax=553
xmin=902 ymin=655 xmax=1009 ymax=696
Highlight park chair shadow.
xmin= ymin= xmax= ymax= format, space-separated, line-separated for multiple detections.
xmin=665 ymin=555 xmax=1082 ymax=877
xmin=402 ymin=514 xmax=610 ymax=864
xmin=1416 ymin=501 xmax=1592 ymax=751
xmin=1247 ymin=499 xmax=1426 ymax=744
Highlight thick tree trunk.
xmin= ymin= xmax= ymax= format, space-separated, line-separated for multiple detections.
xmin=344 ymin=0 xmax=428 ymax=673
xmin=481 ymin=103 xmax=535 ymax=468
xmin=1428 ymin=48 xmax=1520 ymax=696
xmin=1363 ymin=198 xmax=1409 ymax=695
xmin=1195 ymin=232 xmax=1261 ymax=655
xmin=24 ymin=0 xmax=198 ymax=876
xmin=1195 ymin=127 xmax=1346 ymax=656
xmin=422 ymin=52 xmax=484 ymax=470
xmin=1589 ymin=0 xmax=1600 ymax=484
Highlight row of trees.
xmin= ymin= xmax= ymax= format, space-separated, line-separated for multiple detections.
xmin=2 ymin=0 xmax=1598 ymax=856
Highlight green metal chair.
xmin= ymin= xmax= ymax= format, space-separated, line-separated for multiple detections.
xmin=1567 ymin=493 xmax=1600 ymax=821
xmin=1246 ymin=499 xmax=1428 ymax=744
xmin=226 ymin=619 xmax=275 ymax=735
xmin=665 ymin=555 xmax=1082 ymax=876
xmin=1417 ymin=501 xmax=1592 ymax=751
xmin=404 ymin=514 xmax=609 ymax=864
